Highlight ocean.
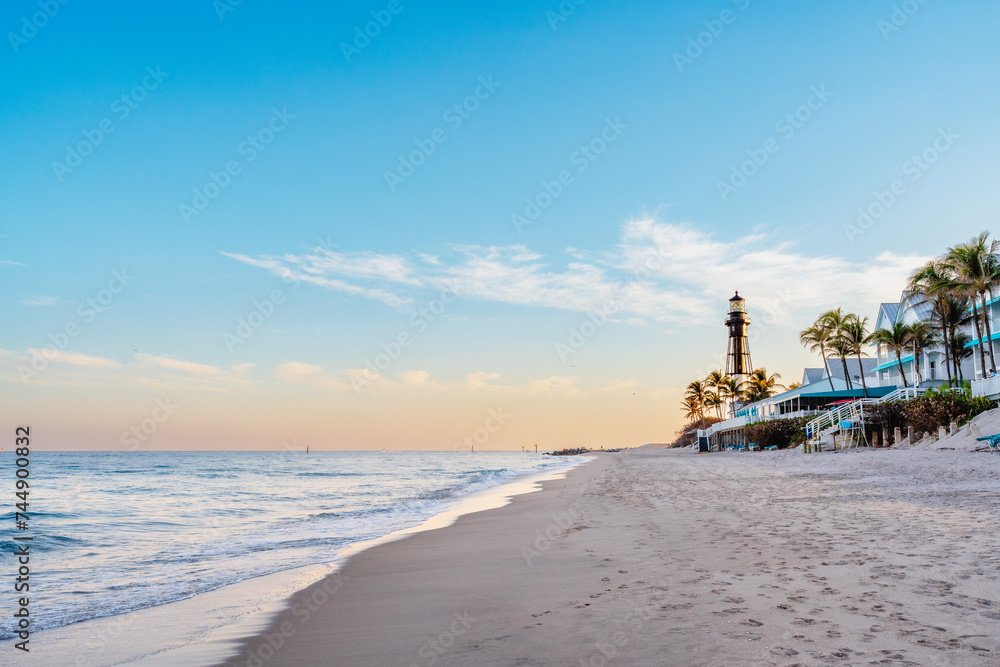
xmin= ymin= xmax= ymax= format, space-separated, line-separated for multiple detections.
xmin=0 ymin=450 xmax=577 ymax=662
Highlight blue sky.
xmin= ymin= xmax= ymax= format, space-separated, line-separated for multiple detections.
xmin=2 ymin=0 xmax=999 ymax=449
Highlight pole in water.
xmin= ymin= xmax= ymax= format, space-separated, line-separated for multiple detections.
xmin=534 ymin=443 xmax=538 ymax=453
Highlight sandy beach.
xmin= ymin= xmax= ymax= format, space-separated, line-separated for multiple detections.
xmin=216 ymin=446 xmax=1000 ymax=666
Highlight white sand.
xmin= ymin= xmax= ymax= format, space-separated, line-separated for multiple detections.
xmin=218 ymin=445 xmax=1000 ymax=666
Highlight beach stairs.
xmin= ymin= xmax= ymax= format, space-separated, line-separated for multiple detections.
xmin=804 ymin=387 xmax=926 ymax=450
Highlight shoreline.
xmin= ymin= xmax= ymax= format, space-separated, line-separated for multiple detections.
xmin=219 ymin=446 xmax=1000 ymax=666
xmin=17 ymin=455 xmax=586 ymax=666
xmin=215 ymin=454 xmax=612 ymax=667
xmin=137 ymin=456 xmax=592 ymax=666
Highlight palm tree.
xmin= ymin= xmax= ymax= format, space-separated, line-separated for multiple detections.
xmin=742 ymin=368 xmax=784 ymax=404
xmin=909 ymin=261 xmax=956 ymax=383
xmin=684 ymin=381 xmax=709 ymax=429
xmin=942 ymin=233 xmax=1000 ymax=377
xmin=718 ymin=376 xmax=742 ymax=417
xmin=821 ymin=308 xmax=853 ymax=389
xmin=950 ymin=332 xmax=973 ymax=381
xmin=704 ymin=370 xmax=724 ymax=396
xmin=703 ymin=370 xmax=727 ymax=421
xmin=941 ymin=294 xmax=974 ymax=381
xmin=840 ymin=314 xmax=872 ymax=397
xmin=799 ymin=321 xmax=836 ymax=391
xmin=680 ymin=396 xmax=701 ymax=427
xmin=704 ymin=391 xmax=724 ymax=421
xmin=870 ymin=322 xmax=911 ymax=388
xmin=907 ymin=321 xmax=939 ymax=386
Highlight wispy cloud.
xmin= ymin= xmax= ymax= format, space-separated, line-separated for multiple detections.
xmin=19 ymin=295 xmax=64 ymax=306
xmin=38 ymin=350 xmax=122 ymax=367
xmin=223 ymin=217 xmax=927 ymax=326
xmin=2 ymin=260 xmax=26 ymax=268
xmin=221 ymin=251 xmax=412 ymax=307
xmin=0 ymin=349 xmax=255 ymax=391
xmin=274 ymin=362 xmax=581 ymax=397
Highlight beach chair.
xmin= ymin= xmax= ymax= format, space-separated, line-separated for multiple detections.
xmin=765 ymin=445 xmax=778 ymax=451
xmin=976 ymin=433 xmax=1000 ymax=451
xmin=746 ymin=442 xmax=760 ymax=452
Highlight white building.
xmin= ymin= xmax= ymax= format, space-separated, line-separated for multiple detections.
xmin=966 ymin=294 xmax=1000 ymax=380
xmin=870 ymin=291 xmax=967 ymax=387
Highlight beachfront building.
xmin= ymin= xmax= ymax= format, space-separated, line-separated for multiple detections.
xmin=966 ymin=295 xmax=1000 ymax=379
xmin=870 ymin=291 xmax=959 ymax=388
xmin=700 ymin=367 xmax=888 ymax=450
xmin=802 ymin=358 xmax=878 ymax=392
xmin=967 ymin=295 xmax=1000 ymax=398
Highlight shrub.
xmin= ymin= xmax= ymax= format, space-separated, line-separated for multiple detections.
xmin=744 ymin=416 xmax=812 ymax=450
xmin=866 ymin=390 xmax=994 ymax=438
xmin=866 ymin=401 xmax=908 ymax=436
xmin=903 ymin=392 xmax=993 ymax=433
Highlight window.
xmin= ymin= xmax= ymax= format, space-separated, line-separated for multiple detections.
xmin=929 ymin=360 xmax=936 ymax=380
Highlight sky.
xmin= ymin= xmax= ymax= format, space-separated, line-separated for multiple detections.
xmin=2 ymin=0 xmax=998 ymax=450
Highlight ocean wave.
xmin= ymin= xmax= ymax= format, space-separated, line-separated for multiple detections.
xmin=0 ymin=451 xmax=566 ymax=639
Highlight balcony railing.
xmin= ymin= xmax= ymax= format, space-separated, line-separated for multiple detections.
xmin=971 ymin=376 xmax=1000 ymax=399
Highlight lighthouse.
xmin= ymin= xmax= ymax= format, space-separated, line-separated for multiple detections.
xmin=725 ymin=291 xmax=753 ymax=380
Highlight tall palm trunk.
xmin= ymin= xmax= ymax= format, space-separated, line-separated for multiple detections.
xmin=895 ymin=350 xmax=908 ymax=388
xmin=971 ymin=299 xmax=987 ymax=379
xmin=839 ymin=355 xmax=852 ymax=390
xmin=821 ymin=348 xmax=835 ymax=391
xmin=950 ymin=323 xmax=961 ymax=380
xmin=855 ymin=351 xmax=869 ymax=397
xmin=937 ymin=303 xmax=952 ymax=384
xmin=982 ymin=290 xmax=996 ymax=373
